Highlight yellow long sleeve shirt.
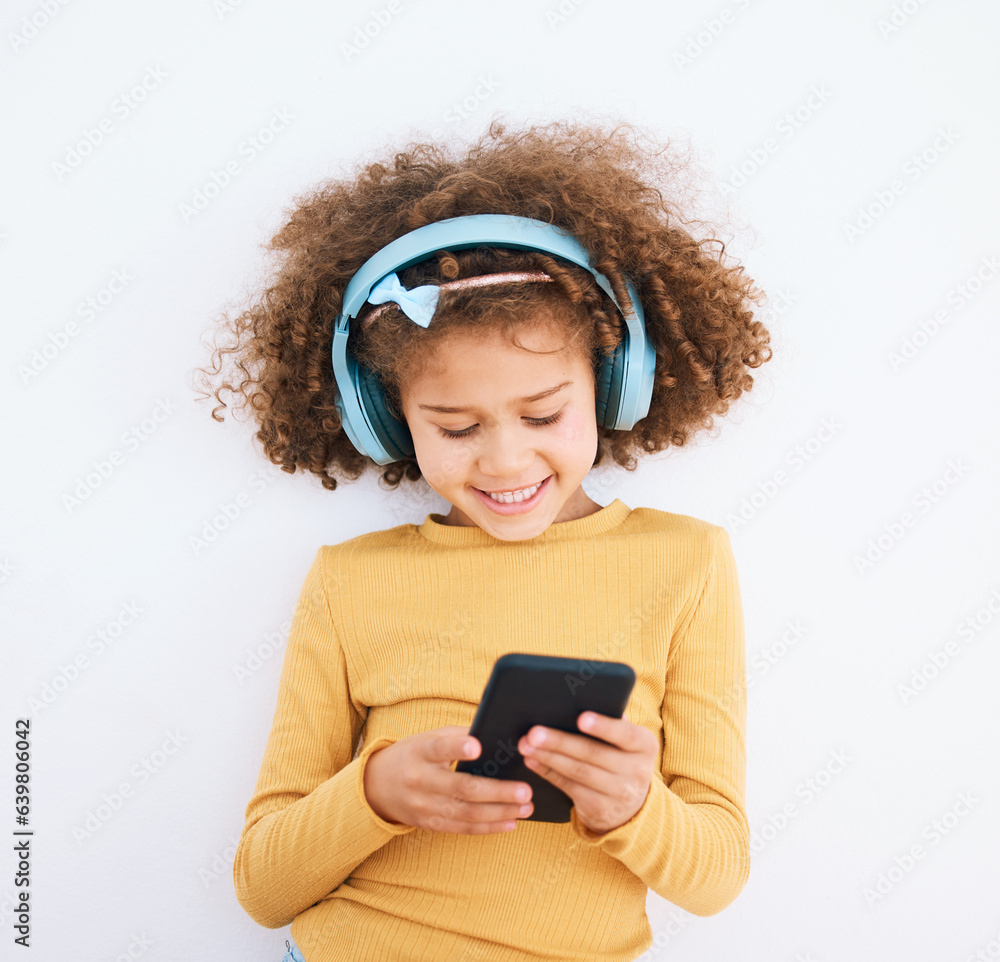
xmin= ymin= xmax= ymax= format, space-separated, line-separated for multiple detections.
xmin=234 ymin=498 xmax=750 ymax=961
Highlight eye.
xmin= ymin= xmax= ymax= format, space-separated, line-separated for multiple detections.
xmin=438 ymin=411 xmax=563 ymax=440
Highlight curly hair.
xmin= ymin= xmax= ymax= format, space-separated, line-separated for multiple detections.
xmin=194 ymin=118 xmax=772 ymax=492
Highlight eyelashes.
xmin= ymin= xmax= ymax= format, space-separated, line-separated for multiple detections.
xmin=438 ymin=412 xmax=564 ymax=440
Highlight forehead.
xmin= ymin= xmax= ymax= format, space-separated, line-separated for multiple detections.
xmin=416 ymin=320 xmax=583 ymax=382
xmin=404 ymin=332 xmax=593 ymax=420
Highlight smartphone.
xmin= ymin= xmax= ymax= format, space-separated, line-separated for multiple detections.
xmin=454 ymin=652 xmax=636 ymax=823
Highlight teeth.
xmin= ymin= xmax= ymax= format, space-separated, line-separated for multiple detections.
xmin=486 ymin=481 xmax=541 ymax=504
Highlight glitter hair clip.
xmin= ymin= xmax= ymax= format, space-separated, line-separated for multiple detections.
xmin=361 ymin=270 xmax=554 ymax=328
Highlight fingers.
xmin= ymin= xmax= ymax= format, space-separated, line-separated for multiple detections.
xmin=415 ymin=770 xmax=534 ymax=835
xmin=519 ymin=713 xmax=656 ymax=767
xmin=518 ymin=720 xmax=617 ymax=774
xmin=576 ymin=712 xmax=657 ymax=753
xmin=424 ymin=728 xmax=480 ymax=765
xmin=426 ymin=793 xmax=535 ymax=832
xmin=516 ymin=715 xmax=658 ymax=802
xmin=521 ymin=747 xmax=620 ymax=799
xmin=452 ymin=769 xmax=533 ymax=804
xmin=425 ymin=814 xmax=523 ymax=835
xmin=415 ymin=728 xmax=535 ymax=834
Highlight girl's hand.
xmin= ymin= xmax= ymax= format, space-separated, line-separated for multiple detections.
xmin=363 ymin=726 xmax=534 ymax=834
xmin=517 ymin=713 xmax=659 ymax=836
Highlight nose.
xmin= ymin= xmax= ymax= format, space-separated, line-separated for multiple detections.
xmin=476 ymin=421 xmax=537 ymax=481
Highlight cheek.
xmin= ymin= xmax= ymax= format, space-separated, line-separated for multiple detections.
xmin=408 ymin=427 xmax=441 ymax=481
xmin=414 ymin=434 xmax=475 ymax=489
xmin=553 ymin=409 xmax=597 ymax=448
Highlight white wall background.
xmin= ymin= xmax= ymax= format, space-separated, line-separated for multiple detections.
xmin=4 ymin=1 xmax=999 ymax=959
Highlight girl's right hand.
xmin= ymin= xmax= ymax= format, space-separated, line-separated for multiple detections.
xmin=362 ymin=726 xmax=534 ymax=834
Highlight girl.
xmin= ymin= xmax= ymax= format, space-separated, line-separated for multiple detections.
xmin=197 ymin=119 xmax=772 ymax=962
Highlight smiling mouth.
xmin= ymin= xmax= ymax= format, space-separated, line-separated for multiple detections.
xmin=475 ymin=477 xmax=550 ymax=504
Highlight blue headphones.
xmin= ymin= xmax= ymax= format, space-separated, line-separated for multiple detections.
xmin=331 ymin=214 xmax=656 ymax=466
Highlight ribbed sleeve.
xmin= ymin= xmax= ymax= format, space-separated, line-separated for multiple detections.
xmin=233 ymin=548 xmax=416 ymax=928
xmin=566 ymin=527 xmax=750 ymax=916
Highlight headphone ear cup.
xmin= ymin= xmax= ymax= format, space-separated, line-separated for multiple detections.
xmin=356 ymin=364 xmax=415 ymax=462
xmin=595 ymin=332 xmax=627 ymax=429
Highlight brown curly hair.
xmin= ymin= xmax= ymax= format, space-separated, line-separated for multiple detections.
xmin=194 ymin=118 xmax=772 ymax=492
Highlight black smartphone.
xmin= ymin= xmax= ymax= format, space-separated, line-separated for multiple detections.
xmin=454 ymin=652 xmax=636 ymax=823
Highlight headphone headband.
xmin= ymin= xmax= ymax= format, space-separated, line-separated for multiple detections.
xmin=331 ymin=214 xmax=656 ymax=466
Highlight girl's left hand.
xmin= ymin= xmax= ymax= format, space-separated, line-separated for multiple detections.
xmin=517 ymin=712 xmax=659 ymax=835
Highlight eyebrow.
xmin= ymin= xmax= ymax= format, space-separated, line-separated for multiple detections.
xmin=417 ymin=381 xmax=573 ymax=415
